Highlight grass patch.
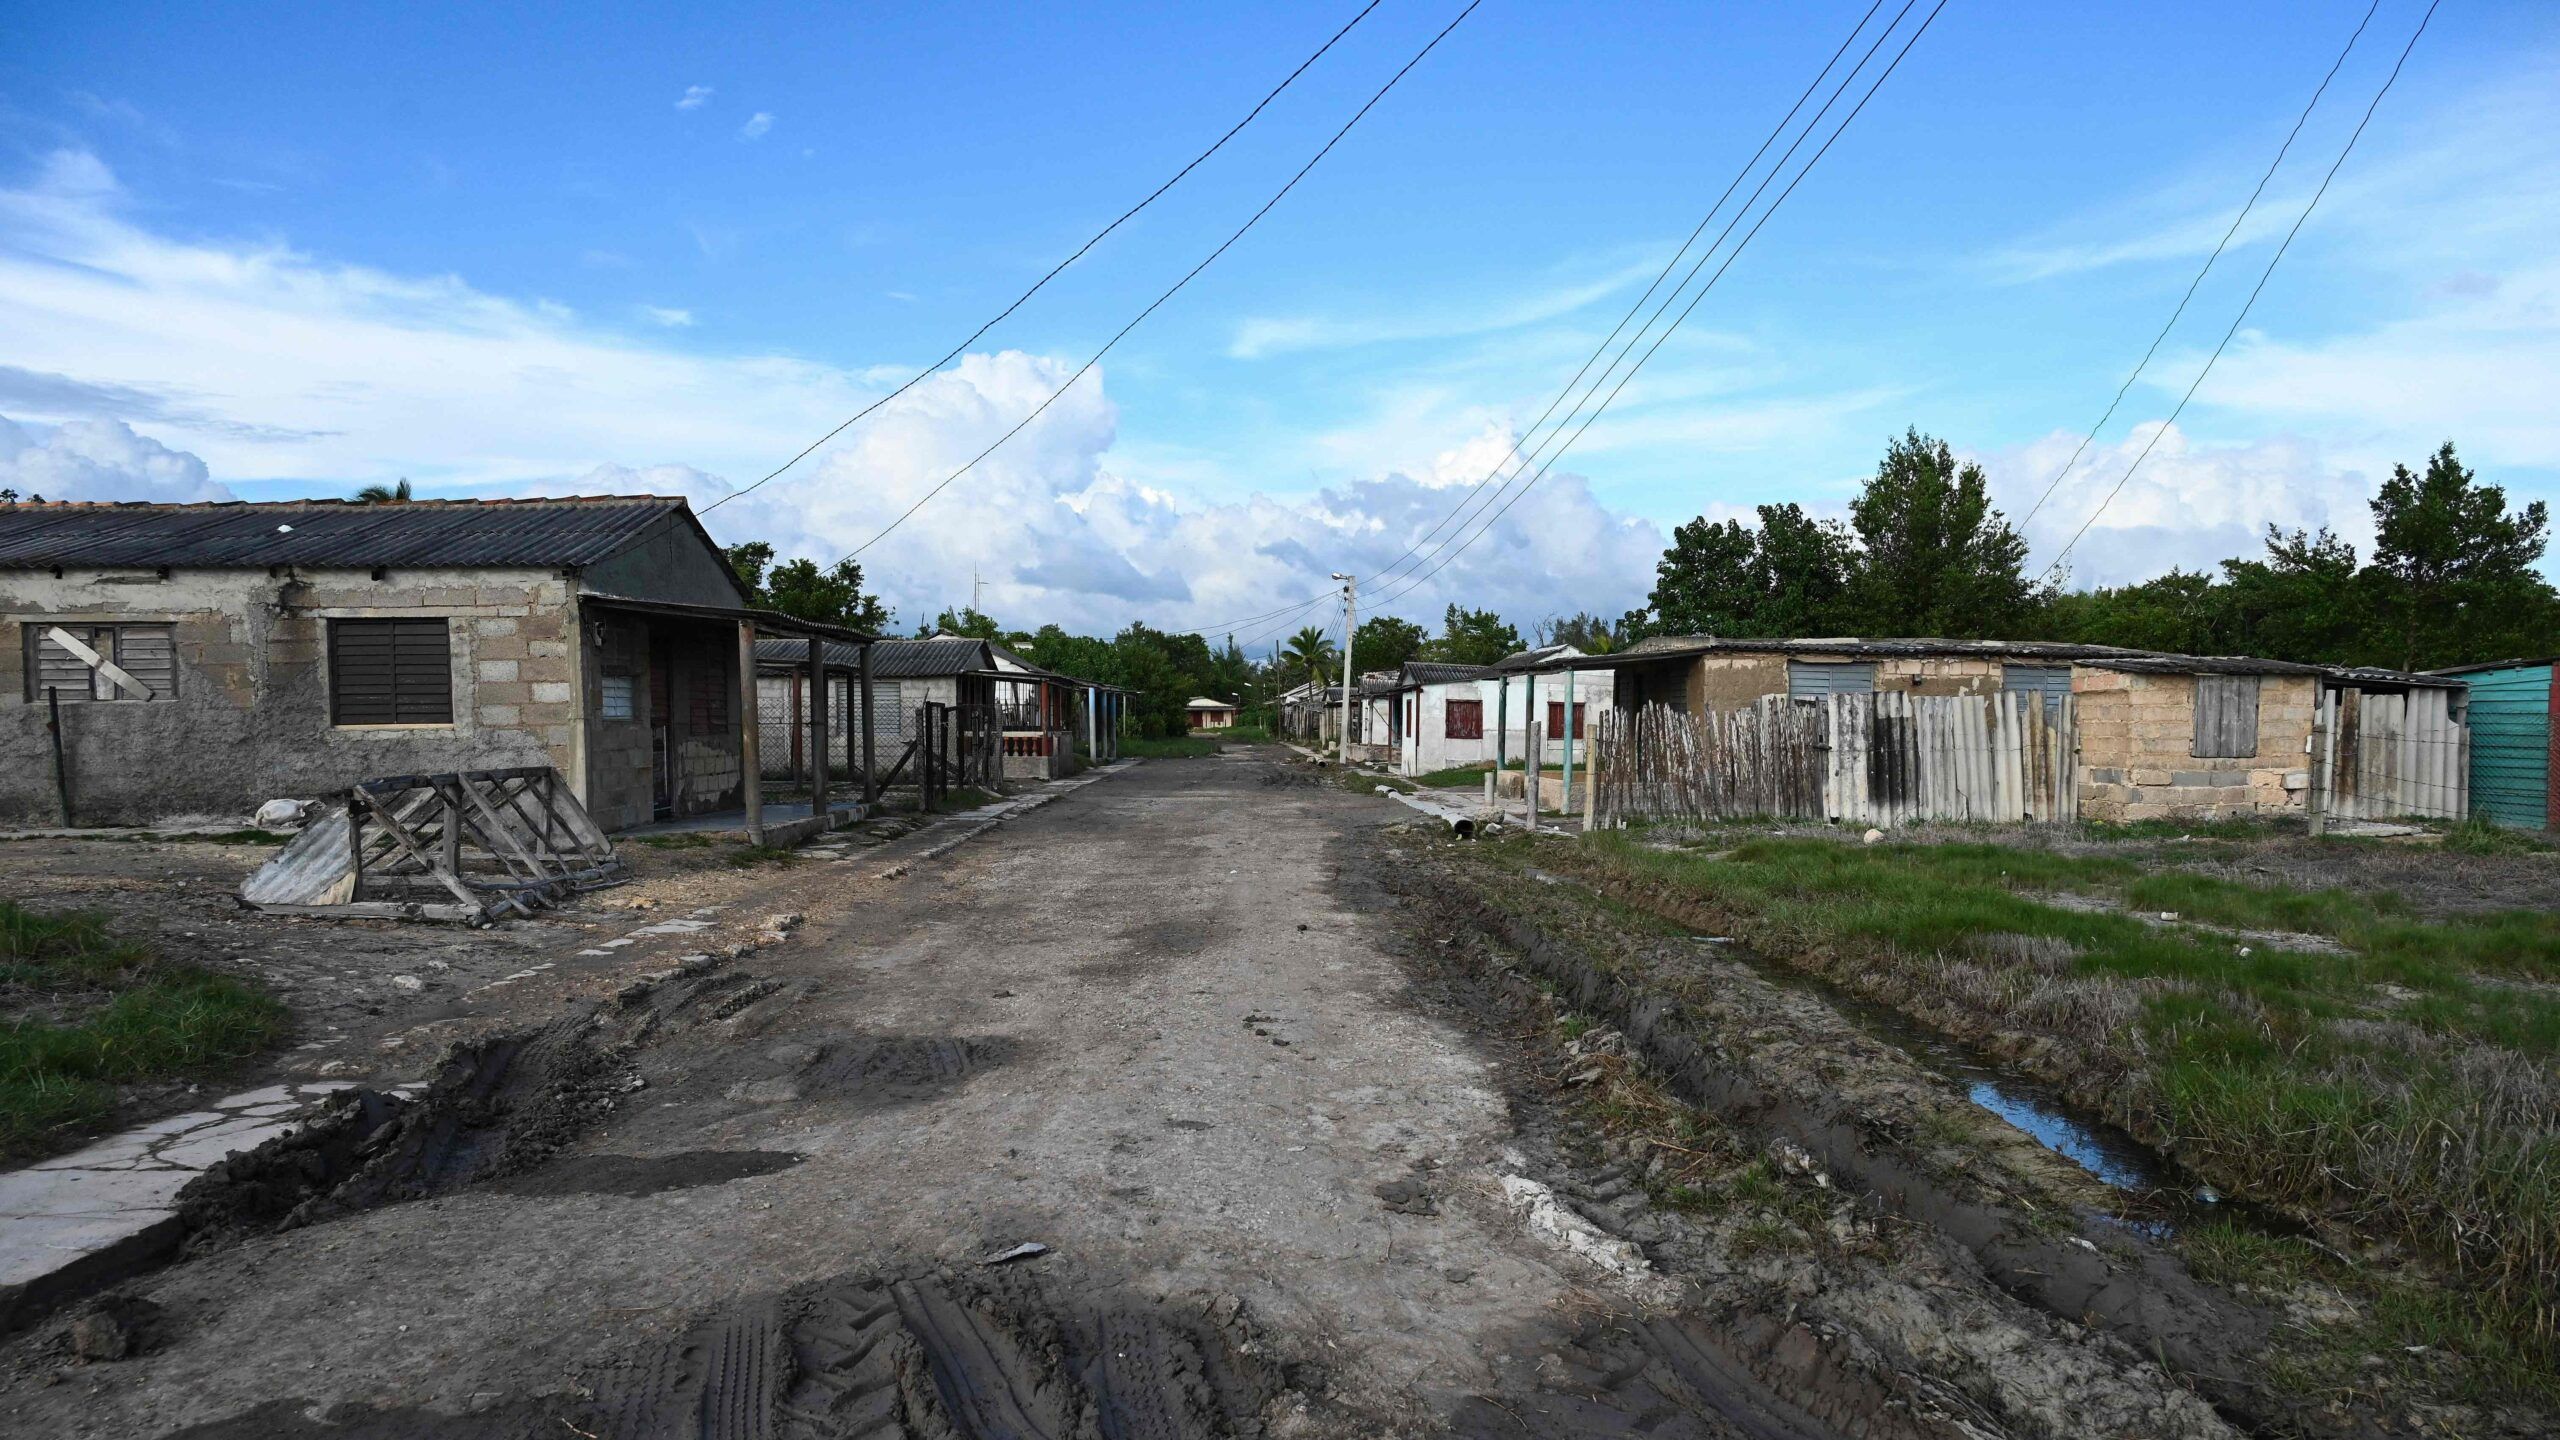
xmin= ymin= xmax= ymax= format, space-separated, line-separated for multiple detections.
xmin=1532 ymin=830 xmax=2560 ymax=1398
xmin=2437 ymin=818 xmax=2556 ymax=856
xmin=723 ymin=844 xmax=802 ymax=869
xmin=933 ymin=786 xmax=997 ymax=813
xmin=634 ymin=832 xmax=719 ymax=850
xmin=1 ymin=901 xmax=287 ymax=1162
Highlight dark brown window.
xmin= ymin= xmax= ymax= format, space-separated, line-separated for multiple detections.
xmin=24 ymin=623 xmax=175 ymax=703
xmin=1444 ymin=698 xmax=1483 ymax=739
xmin=1546 ymin=700 xmax=1586 ymax=740
xmin=329 ymin=619 xmax=451 ymax=725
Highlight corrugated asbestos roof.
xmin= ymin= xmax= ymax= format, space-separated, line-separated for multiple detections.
xmin=1402 ymin=661 xmax=1494 ymax=685
xmin=0 ymin=496 xmax=688 ymax=569
xmin=1577 ymin=634 xmax=2463 ymax=687
xmin=870 ymin=636 xmax=995 ymax=677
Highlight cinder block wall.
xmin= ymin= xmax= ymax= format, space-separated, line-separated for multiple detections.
xmin=2 ymin=566 xmax=576 ymax=824
xmin=1875 ymin=656 xmax=2000 ymax=696
xmin=2072 ymin=670 xmax=2316 ymax=822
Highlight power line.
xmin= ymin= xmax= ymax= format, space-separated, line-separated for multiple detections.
xmin=827 ymin=0 xmax=1484 ymax=562
xmin=1352 ymin=0 xmax=1897 ymax=600
xmin=699 ymin=0 xmax=1386 ymax=516
xmin=1172 ymin=0 xmax=1900 ymax=639
xmin=2013 ymin=0 xmax=2380 ymax=535
xmin=2040 ymin=0 xmax=2439 ymax=581
xmin=1362 ymin=0 xmax=1922 ymax=608
xmin=1370 ymin=0 xmax=1952 ymax=612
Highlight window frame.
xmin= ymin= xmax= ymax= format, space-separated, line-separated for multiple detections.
xmin=23 ymin=621 xmax=177 ymax=705
xmin=1444 ymin=697 xmax=1484 ymax=740
xmin=327 ymin=617 xmax=455 ymax=729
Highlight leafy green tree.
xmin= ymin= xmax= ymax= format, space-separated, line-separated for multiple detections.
xmin=725 ymin=541 xmax=776 ymax=594
xmin=1425 ymin=604 xmax=1524 ymax=667
xmin=2045 ymin=568 xmax=2230 ymax=656
xmin=1640 ymin=503 xmax=1852 ymax=638
xmin=2218 ymin=527 xmax=2362 ymax=663
xmin=2368 ymin=442 xmax=2553 ymax=670
xmin=723 ymin=541 xmax=894 ymax=630
xmin=352 ymin=478 xmax=413 ymax=504
xmin=1351 ymin=615 xmax=1425 ymax=672
xmin=1843 ymin=429 xmax=2042 ymax=636
xmin=1541 ymin=611 xmax=1623 ymax=654
xmin=927 ymin=606 xmax=1004 ymax=641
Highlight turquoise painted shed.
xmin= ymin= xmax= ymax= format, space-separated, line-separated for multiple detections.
xmin=2430 ymin=656 xmax=2556 ymax=831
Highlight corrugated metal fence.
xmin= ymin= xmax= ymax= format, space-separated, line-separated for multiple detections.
xmin=1594 ymin=692 xmax=2079 ymax=828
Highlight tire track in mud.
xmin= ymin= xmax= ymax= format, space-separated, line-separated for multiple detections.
xmin=160 ymin=1266 xmax=1285 ymax=1440
xmin=1387 ymin=850 xmax=2308 ymax=1437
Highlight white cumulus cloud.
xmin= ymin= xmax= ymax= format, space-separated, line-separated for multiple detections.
xmin=739 ymin=112 xmax=774 ymax=141
xmin=676 ymin=85 xmax=713 ymax=111
xmin=0 ymin=414 xmax=232 ymax=504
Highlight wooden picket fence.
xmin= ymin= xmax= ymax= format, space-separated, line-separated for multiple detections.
xmin=1592 ymin=692 xmax=2079 ymax=828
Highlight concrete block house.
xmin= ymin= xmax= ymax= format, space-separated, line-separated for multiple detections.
xmin=0 ymin=495 xmax=871 ymax=831
xmin=1572 ymin=635 xmax=2465 ymax=823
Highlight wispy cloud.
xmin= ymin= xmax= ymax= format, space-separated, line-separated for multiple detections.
xmin=1227 ymin=253 xmax=1668 ymax=360
xmin=738 ymin=111 xmax=774 ymax=141
xmin=641 ymin=305 xmax=695 ymax=328
xmin=675 ymin=85 xmax=713 ymax=112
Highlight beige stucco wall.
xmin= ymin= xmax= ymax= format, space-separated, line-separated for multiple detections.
xmin=1686 ymin=654 xmax=1790 ymax=711
xmin=2071 ymin=669 xmax=2316 ymax=821
xmin=1876 ymin=655 xmax=2001 ymax=697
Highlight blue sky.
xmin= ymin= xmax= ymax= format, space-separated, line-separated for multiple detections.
xmin=3 ymin=0 xmax=2555 ymax=642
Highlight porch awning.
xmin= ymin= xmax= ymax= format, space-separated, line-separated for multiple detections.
xmin=583 ymin=592 xmax=879 ymax=647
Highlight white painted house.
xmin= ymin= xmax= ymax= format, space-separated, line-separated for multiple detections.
xmin=1380 ymin=648 xmax=1616 ymax=777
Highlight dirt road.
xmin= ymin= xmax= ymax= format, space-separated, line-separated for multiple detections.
xmin=0 ymin=751 xmax=2229 ymax=1437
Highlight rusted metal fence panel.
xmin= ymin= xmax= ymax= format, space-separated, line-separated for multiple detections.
xmin=1594 ymin=693 xmax=2080 ymax=829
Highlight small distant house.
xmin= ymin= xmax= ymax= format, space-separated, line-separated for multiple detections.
xmin=986 ymin=640 xmax=1086 ymax=780
xmin=1568 ymin=635 xmax=2467 ymax=823
xmin=0 ymin=496 xmax=874 ymax=831
xmin=1186 ymin=697 xmax=1239 ymax=730
xmin=2429 ymin=655 xmax=2555 ymax=831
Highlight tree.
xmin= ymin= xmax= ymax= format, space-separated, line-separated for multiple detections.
xmin=2368 ymin=442 xmax=2553 ymax=670
xmin=1639 ymin=503 xmax=1852 ymax=638
xmin=1279 ymin=626 xmax=1338 ymax=691
xmin=1541 ymin=611 xmax=1623 ymax=654
xmin=2218 ymin=527 xmax=2362 ymax=663
xmin=723 ymin=541 xmax=895 ymax=631
xmin=1425 ymin=605 xmax=1524 ymax=667
xmin=927 ymin=606 xmax=1003 ymax=641
xmin=1842 ymin=430 xmax=2041 ymax=636
xmin=353 ymin=478 xmax=413 ymax=504
xmin=1351 ymin=615 xmax=1425 ymax=673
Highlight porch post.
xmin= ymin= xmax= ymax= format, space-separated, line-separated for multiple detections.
xmin=806 ymin=635 xmax=828 ymax=819
xmin=1086 ymin=686 xmax=1097 ymax=762
xmin=1560 ymin=666 xmax=1577 ymax=818
xmin=737 ymin=620 xmax=763 ymax=845
xmin=1495 ymin=675 xmax=1509 ymax=770
xmin=858 ymin=638 xmax=878 ymax=806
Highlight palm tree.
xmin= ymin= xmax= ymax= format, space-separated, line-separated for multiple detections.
xmin=1280 ymin=625 xmax=1338 ymax=691
xmin=352 ymin=478 xmax=414 ymax=504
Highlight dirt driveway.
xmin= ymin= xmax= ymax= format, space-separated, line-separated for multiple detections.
xmin=0 ymin=750 xmax=2225 ymax=1438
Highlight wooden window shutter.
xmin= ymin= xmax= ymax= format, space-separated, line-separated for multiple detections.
xmin=1445 ymin=698 xmax=1483 ymax=739
xmin=2192 ymin=674 xmax=2261 ymax=759
xmin=24 ymin=623 xmax=175 ymax=703
xmin=329 ymin=619 xmax=451 ymax=725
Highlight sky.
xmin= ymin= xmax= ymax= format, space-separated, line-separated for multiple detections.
xmin=3 ymin=0 xmax=2555 ymax=649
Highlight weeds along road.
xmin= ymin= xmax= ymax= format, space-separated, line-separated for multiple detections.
xmin=4 ymin=748 xmax=2229 ymax=1439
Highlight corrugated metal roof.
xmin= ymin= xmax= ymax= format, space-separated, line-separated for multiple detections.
xmin=0 ymin=496 xmax=688 ymax=569
xmin=867 ymin=637 xmax=994 ymax=677
xmin=1565 ymin=634 xmax=2465 ymax=688
xmin=1403 ymin=661 xmax=1494 ymax=685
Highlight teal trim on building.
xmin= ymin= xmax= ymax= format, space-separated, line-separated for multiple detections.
xmin=2460 ymin=661 xmax=2553 ymax=830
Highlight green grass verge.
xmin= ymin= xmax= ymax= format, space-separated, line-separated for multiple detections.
xmin=1 ymin=902 xmax=287 ymax=1162
xmin=1533 ymin=831 xmax=2560 ymax=1400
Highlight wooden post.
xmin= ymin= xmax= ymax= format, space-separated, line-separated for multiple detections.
xmin=2307 ymin=691 xmax=2330 ymax=838
xmin=1584 ymin=741 xmax=1600 ymax=832
xmin=345 ymin=793 xmax=365 ymax=902
xmin=858 ymin=640 xmax=878 ymax=806
xmin=45 ymin=687 xmax=73 ymax=827
xmin=1559 ymin=667 xmax=1577 ymax=817
xmin=737 ymin=620 xmax=764 ymax=845
xmin=1495 ymin=676 xmax=1509 ymax=771
xmin=806 ymin=635 xmax=829 ymax=820
xmin=1525 ymin=722 xmax=1543 ymax=832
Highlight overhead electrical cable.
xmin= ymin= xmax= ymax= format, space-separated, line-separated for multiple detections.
xmin=826 ymin=0 xmax=1485 ymax=561
xmin=2040 ymin=0 xmax=2438 ymax=581
xmin=1173 ymin=0 xmax=1897 ymax=639
xmin=1358 ymin=0 xmax=1921 ymax=607
xmin=700 ymin=0 xmax=1385 ymax=516
xmin=1369 ymin=0 xmax=1952 ymax=612
xmin=2013 ymin=0 xmax=2380 ymax=535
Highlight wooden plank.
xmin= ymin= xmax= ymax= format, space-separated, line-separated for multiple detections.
xmin=355 ymin=786 xmax=483 ymax=913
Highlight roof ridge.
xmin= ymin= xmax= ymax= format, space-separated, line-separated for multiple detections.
xmin=0 ymin=495 xmax=688 ymax=512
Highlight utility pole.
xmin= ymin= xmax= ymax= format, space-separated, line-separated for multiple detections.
xmin=1331 ymin=572 xmax=1356 ymax=766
